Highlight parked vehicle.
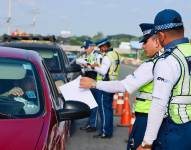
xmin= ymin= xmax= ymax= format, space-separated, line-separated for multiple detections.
xmin=65 ymin=51 xmax=78 ymax=62
xmin=0 ymin=46 xmax=90 ymax=150
xmin=0 ymin=35 xmax=81 ymax=85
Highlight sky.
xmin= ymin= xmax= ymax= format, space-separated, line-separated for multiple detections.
xmin=0 ymin=0 xmax=191 ymax=37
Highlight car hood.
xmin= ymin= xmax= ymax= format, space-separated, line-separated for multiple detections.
xmin=0 ymin=117 xmax=44 ymax=150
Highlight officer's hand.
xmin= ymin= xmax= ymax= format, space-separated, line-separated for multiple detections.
xmin=8 ymin=87 xmax=24 ymax=96
xmin=82 ymin=64 xmax=88 ymax=67
xmin=137 ymin=145 xmax=151 ymax=150
xmin=80 ymin=77 xmax=96 ymax=89
xmin=90 ymin=63 xmax=99 ymax=67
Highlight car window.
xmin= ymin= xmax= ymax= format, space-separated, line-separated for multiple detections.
xmin=42 ymin=61 xmax=62 ymax=108
xmin=0 ymin=58 xmax=42 ymax=118
xmin=29 ymin=48 xmax=62 ymax=72
xmin=7 ymin=45 xmax=62 ymax=72
xmin=60 ymin=49 xmax=70 ymax=68
xmin=66 ymin=51 xmax=77 ymax=62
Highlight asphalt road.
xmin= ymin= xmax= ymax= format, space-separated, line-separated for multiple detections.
xmin=66 ymin=64 xmax=137 ymax=150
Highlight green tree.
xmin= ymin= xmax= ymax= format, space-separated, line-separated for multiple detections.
xmin=92 ymin=32 xmax=104 ymax=41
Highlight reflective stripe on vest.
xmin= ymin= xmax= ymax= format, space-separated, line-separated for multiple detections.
xmin=135 ymin=82 xmax=153 ymax=114
xmin=136 ymin=92 xmax=153 ymax=100
xmin=169 ymin=44 xmax=191 ymax=124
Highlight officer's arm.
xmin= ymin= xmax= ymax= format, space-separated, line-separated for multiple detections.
xmin=143 ymin=57 xmax=180 ymax=145
xmin=76 ymin=58 xmax=88 ymax=65
xmin=94 ymin=56 xmax=111 ymax=75
xmin=95 ymin=61 xmax=154 ymax=93
xmin=120 ymin=61 xmax=154 ymax=93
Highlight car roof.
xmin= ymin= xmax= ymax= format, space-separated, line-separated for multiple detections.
xmin=0 ymin=42 xmax=61 ymax=51
xmin=0 ymin=46 xmax=42 ymax=63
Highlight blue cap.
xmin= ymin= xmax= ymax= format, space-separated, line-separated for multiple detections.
xmin=139 ymin=23 xmax=154 ymax=43
xmin=95 ymin=38 xmax=110 ymax=47
xmin=81 ymin=40 xmax=95 ymax=49
xmin=154 ymin=9 xmax=183 ymax=32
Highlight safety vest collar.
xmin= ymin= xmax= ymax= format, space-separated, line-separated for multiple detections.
xmin=164 ymin=38 xmax=189 ymax=52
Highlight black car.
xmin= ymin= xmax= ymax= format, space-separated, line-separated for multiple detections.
xmin=0 ymin=36 xmax=81 ymax=85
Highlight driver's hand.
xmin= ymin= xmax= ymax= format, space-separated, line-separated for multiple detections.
xmin=8 ymin=87 xmax=24 ymax=96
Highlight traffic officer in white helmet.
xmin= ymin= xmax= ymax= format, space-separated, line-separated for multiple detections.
xmin=137 ymin=9 xmax=191 ymax=150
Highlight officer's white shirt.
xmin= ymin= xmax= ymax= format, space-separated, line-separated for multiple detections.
xmin=143 ymin=55 xmax=181 ymax=144
xmin=96 ymin=61 xmax=154 ymax=93
xmin=76 ymin=58 xmax=87 ymax=65
xmin=76 ymin=54 xmax=87 ymax=65
xmin=94 ymin=55 xmax=111 ymax=76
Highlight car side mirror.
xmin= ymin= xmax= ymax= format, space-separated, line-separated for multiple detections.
xmin=57 ymin=100 xmax=90 ymax=121
xmin=67 ymin=64 xmax=81 ymax=73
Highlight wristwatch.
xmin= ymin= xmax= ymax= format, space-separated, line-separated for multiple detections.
xmin=91 ymin=81 xmax=97 ymax=88
xmin=141 ymin=141 xmax=152 ymax=149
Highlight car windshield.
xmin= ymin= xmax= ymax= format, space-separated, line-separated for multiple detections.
xmin=0 ymin=58 xmax=41 ymax=118
xmin=9 ymin=46 xmax=62 ymax=72
xmin=26 ymin=47 xmax=62 ymax=72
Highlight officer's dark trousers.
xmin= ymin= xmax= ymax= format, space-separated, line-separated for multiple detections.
xmin=96 ymin=90 xmax=114 ymax=136
xmin=153 ymin=118 xmax=191 ymax=150
xmin=127 ymin=113 xmax=148 ymax=150
xmin=87 ymin=89 xmax=99 ymax=128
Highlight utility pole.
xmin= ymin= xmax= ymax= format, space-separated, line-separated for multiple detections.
xmin=32 ymin=15 xmax=36 ymax=34
xmin=6 ymin=0 xmax=12 ymax=34
xmin=31 ymin=9 xmax=39 ymax=34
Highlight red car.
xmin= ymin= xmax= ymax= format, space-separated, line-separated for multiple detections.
xmin=0 ymin=46 xmax=90 ymax=150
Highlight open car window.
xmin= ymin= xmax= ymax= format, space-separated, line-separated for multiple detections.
xmin=0 ymin=58 xmax=42 ymax=118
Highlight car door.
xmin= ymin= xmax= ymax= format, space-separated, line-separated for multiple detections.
xmin=43 ymin=62 xmax=68 ymax=150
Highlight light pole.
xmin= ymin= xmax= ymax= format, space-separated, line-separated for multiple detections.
xmin=31 ymin=8 xmax=39 ymax=34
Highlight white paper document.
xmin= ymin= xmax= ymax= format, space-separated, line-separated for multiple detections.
xmin=59 ymin=76 xmax=98 ymax=109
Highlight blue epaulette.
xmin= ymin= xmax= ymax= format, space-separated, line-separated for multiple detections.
xmin=159 ymin=46 xmax=177 ymax=59
xmin=152 ymin=46 xmax=177 ymax=74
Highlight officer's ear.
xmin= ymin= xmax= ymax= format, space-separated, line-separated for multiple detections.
xmin=157 ymin=31 xmax=165 ymax=47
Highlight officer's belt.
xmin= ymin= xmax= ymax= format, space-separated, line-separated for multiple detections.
xmin=171 ymin=96 xmax=191 ymax=104
xmin=136 ymin=92 xmax=152 ymax=100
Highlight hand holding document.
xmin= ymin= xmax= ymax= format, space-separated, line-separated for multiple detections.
xmin=59 ymin=76 xmax=97 ymax=109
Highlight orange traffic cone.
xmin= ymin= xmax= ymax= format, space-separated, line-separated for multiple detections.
xmin=112 ymin=93 xmax=118 ymax=110
xmin=118 ymin=92 xmax=131 ymax=127
xmin=115 ymin=93 xmax=124 ymax=116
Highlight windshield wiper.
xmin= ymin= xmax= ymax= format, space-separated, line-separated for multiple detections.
xmin=0 ymin=112 xmax=17 ymax=119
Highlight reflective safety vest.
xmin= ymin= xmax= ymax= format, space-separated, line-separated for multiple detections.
xmin=106 ymin=50 xmax=121 ymax=81
xmin=135 ymin=57 xmax=158 ymax=114
xmin=86 ymin=52 xmax=97 ymax=64
xmin=82 ymin=51 xmax=101 ymax=80
xmin=86 ymin=51 xmax=103 ymax=81
xmin=167 ymin=43 xmax=191 ymax=124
